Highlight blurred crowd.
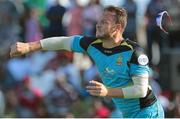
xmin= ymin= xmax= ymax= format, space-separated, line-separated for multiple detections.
xmin=0 ymin=0 xmax=180 ymax=118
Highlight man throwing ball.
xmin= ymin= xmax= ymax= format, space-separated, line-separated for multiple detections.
xmin=10 ymin=6 xmax=164 ymax=118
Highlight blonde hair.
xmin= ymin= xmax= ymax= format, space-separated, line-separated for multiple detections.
xmin=104 ymin=6 xmax=127 ymax=30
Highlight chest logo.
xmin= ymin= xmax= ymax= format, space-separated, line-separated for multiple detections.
xmin=116 ymin=56 xmax=123 ymax=65
xmin=105 ymin=67 xmax=115 ymax=74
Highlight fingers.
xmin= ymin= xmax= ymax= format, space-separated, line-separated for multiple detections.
xmin=86 ymin=82 xmax=101 ymax=96
xmin=10 ymin=43 xmax=20 ymax=57
xmin=10 ymin=44 xmax=18 ymax=57
xmin=86 ymin=86 xmax=102 ymax=96
xmin=86 ymin=80 xmax=105 ymax=96
xmin=10 ymin=42 xmax=29 ymax=57
xmin=86 ymin=89 xmax=101 ymax=93
xmin=86 ymin=80 xmax=102 ymax=92
xmin=89 ymin=80 xmax=102 ymax=86
xmin=87 ymin=90 xmax=101 ymax=96
xmin=86 ymin=85 xmax=101 ymax=89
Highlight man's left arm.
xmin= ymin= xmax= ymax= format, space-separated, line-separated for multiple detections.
xmin=86 ymin=74 xmax=148 ymax=98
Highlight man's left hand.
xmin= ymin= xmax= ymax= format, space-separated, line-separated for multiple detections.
xmin=86 ymin=80 xmax=108 ymax=97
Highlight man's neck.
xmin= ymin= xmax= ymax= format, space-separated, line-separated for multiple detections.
xmin=102 ymin=35 xmax=124 ymax=48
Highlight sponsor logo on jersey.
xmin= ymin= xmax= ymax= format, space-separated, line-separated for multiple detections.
xmin=104 ymin=50 xmax=112 ymax=53
xmin=105 ymin=67 xmax=115 ymax=74
xmin=138 ymin=54 xmax=149 ymax=65
xmin=103 ymin=67 xmax=115 ymax=79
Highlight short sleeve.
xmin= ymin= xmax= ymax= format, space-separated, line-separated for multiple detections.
xmin=71 ymin=35 xmax=84 ymax=53
xmin=71 ymin=35 xmax=97 ymax=53
xmin=129 ymin=47 xmax=149 ymax=76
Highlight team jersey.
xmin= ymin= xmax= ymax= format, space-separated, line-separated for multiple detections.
xmin=70 ymin=35 xmax=157 ymax=116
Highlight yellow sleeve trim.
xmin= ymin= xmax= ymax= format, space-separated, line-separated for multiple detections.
xmin=121 ymin=41 xmax=133 ymax=50
xmin=91 ymin=39 xmax=102 ymax=45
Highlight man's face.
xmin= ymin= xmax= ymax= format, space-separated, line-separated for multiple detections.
xmin=96 ymin=11 xmax=117 ymax=39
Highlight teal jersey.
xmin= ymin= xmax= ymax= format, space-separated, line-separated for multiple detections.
xmin=71 ymin=35 xmax=157 ymax=116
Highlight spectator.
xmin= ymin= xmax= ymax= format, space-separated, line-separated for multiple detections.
xmin=0 ymin=90 xmax=5 ymax=117
xmin=145 ymin=0 xmax=165 ymax=65
xmin=93 ymin=99 xmax=110 ymax=118
xmin=122 ymin=0 xmax=137 ymax=41
xmin=82 ymin=0 xmax=102 ymax=36
xmin=44 ymin=0 xmax=66 ymax=37
xmin=63 ymin=0 xmax=84 ymax=35
xmin=174 ymin=92 xmax=180 ymax=117
xmin=25 ymin=7 xmax=43 ymax=42
xmin=7 ymin=57 xmax=31 ymax=82
xmin=16 ymin=76 xmax=44 ymax=117
xmin=4 ymin=89 xmax=19 ymax=117
xmin=0 ymin=0 xmax=19 ymax=59
xmin=164 ymin=0 xmax=180 ymax=48
xmin=45 ymin=71 xmax=77 ymax=117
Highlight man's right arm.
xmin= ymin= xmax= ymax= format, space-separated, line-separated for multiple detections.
xmin=10 ymin=35 xmax=96 ymax=57
xmin=10 ymin=36 xmax=74 ymax=57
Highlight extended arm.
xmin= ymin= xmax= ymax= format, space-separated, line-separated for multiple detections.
xmin=10 ymin=36 xmax=73 ymax=57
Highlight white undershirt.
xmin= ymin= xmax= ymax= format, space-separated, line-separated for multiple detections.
xmin=40 ymin=36 xmax=73 ymax=51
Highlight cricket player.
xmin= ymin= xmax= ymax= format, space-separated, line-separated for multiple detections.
xmin=10 ymin=6 xmax=164 ymax=118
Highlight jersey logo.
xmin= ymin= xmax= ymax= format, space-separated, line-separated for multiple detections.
xmin=105 ymin=67 xmax=115 ymax=74
xmin=138 ymin=54 xmax=149 ymax=65
xmin=104 ymin=50 xmax=112 ymax=54
xmin=116 ymin=56 xmax=123 ymax=65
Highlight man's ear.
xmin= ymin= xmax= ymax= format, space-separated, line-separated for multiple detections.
xmin=116 ymin=24 xmax=122 ymax=31
xmin=111 ymin=27 xmax=117 ymax=37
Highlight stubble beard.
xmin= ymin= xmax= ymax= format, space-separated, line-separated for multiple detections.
xmin=96 ymin=31 xmax=112 ymax=41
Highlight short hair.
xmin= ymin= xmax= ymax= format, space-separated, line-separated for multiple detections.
xmin=104 ymin=6 xmax=127 ymax=30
